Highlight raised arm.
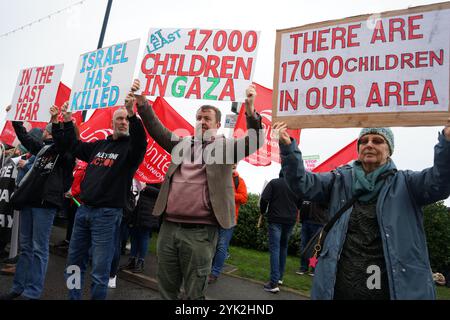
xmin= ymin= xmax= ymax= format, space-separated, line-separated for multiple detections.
xmin=56 ymin=102 xmax=98 ymax=162
xmin=275 ymin=122 xmax=335 ymax=203
xmin=124 ymin=90 xmax=147 ymax=167
xmin=49 ymin=105 xmax=67 ymax=155
xmin=7 ymin=105 xmax=44 ymax=155
xmin=405 ymin=118 xmax=450 ymax=206
xmin=232 ymin=85 xmax=265 ymax=162
xmin=134 ymin=80 xmax=180 ymax=153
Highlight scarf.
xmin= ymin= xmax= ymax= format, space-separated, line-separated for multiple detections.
xmin=352 ymin=160 xmax=396 ymax=203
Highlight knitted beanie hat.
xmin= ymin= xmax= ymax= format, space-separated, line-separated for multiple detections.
xmin=358 ymin=127 xmax=394 ymax=155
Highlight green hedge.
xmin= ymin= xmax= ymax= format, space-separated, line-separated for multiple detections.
xmin=233 ymin=194 xmax=450 ymax=272
xmin=423 ymin=201 xmax=450 ymax=273
xmin=232 ymin=193 xmax=301 ymax=255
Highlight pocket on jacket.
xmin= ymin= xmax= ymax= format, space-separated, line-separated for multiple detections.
xmin=395 ymin=263 xmax=435 ymax=299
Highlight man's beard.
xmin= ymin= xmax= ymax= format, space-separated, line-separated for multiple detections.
xmin=114 ymin=129 xmax=129 ymax=137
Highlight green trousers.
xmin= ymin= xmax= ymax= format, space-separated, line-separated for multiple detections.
xmin=156 ymin=220 xmax=218 ymax=300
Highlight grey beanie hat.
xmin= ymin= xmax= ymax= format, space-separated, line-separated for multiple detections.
xmin=358 ymin=127 xmax=394 ymax=155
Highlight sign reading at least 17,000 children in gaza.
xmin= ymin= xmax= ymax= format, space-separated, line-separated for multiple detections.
xmin=138 ymin=28 xmax=260 ymax=102
xmin=272 ymin=2 xmax=450 ymax=129
xmin=69 ymin=39 xmax=140 ymax=111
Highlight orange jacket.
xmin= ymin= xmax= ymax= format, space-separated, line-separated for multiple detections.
xmin=233 ymin=171 xmax=248 ymax=223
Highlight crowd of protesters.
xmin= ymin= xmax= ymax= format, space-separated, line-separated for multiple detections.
xmin=0 ymin=78 xmax=450 ymax=300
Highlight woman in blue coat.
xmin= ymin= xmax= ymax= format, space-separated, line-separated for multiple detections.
xmin=273 ymin=121 xmax=450 ymax=300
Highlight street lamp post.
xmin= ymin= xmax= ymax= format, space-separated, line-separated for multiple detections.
xmin=82 ymin=0 xmax=113 ymax=121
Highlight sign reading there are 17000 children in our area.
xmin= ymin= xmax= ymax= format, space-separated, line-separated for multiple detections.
xmin=272 ymin=2 xmax=450 ymax=128
xmin=139 ymin=28 xmax=260 ymax=102
xmin=69 ymin=39 xmax=140 ymax=111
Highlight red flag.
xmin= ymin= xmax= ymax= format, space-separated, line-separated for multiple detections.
xmin=78 ymin=107 xmax=119 ymax=142
xmin=55 ymin=82 xmax=71 ymax=107
xmin=135 ymin=97 xmax=194 ymax=183
xmin=77 ymin=98 xmax=194 ymax=184
xmin=312 ymin=139 xmax=358 ymax=173
xmin=233 ymin=83 xmax=300 ymax=166
xmin=55 ymin=82 xmax=83 ymax=126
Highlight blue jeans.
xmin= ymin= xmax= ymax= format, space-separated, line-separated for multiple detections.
xmin=299 ymin=221 xmax=324 ymax=271
xmin=110 ymin=221 xmax=130 ymax=278
xmin=12 ymin=207 xmax=56 ymax=299
xmin=211 ymin=227 xmax=235 ymax=277
xmin=65 ymin=205 xmax=122 ymax=300
xmin=268 ymin=223 xmax=294 ymax=284
xmin=129 ymin=227 xmax=152 ymax=260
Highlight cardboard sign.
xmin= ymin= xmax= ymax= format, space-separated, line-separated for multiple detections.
xmin=139 ymin=28 xmax=260 ymax=102
xmin=273 ymin=2 xmax=450 ymax=128
xmin=8 ymin=64 xmax=63 ymax=122
xmin=69 ymin=39 xmax=140 ymax=111
xmin=224 ymin=114 xmax=238 ymax=128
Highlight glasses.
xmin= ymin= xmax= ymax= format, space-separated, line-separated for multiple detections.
xmin=359 ymin=136 xmax=386 ymax=145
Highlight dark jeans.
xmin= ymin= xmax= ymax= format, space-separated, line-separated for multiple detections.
xmin=12 ymin=207 xmax=56 ymax=299
xmin=211 ymin=227 xmax=235 ymax=277
xmin=130 ymin=226 xmax=152 ymax=260
xmin=299 ymin=221 xmax=324 ymax=271
xmin=110 ymin=220 xmax=130 ymax=278
xmin=65 ymin=205 xmax=122 ymax=300
xmin=268 ymin=223 xmax=294 ymax=284
xmin=65 ymin=200 xmax=78 ymax=242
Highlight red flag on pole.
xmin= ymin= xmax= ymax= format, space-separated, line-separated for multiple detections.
xmin=55 ymin=82 xmax=83 ymax=126
xmin=312 ymin=139 xmax=358 ymax=173
xmin=135 ymin=97 xmax=194 ymax=183
xmin=233 ymin=83 xmax=300 ymax=166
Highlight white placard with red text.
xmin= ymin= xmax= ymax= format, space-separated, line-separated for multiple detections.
xmin=273 ymin=2 xmax=450 ymax=128
xmin=8 ymin=64 xmax=64 ymax=122
xmin=139 ymin=28 xmax=260 ymax=102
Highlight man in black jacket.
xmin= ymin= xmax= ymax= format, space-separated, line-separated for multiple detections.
xmin=260 ymin=171 xmax=302 ymax=293
xmin=55 ymin=80 xmax=147 ymax=300
xmin=0 ymin=105 xmax=75 ymax=300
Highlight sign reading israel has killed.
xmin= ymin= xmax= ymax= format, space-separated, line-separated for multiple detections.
xmin=69 ymin=39 xmax=140 ymax=111
xmin=8 ymin=64 xmax=63 ymax=122
xmin=273 ymin=2 xmax=450 ymax=128
xmin=139 ymin=28 xmax=260 ymax=102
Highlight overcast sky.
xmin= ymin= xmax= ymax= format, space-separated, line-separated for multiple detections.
xmin=0 ymin=0 xmax=448 ymax=204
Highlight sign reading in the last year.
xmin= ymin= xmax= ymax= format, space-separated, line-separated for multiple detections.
xmin=273 ymin=2 xmax=450 ymax=128
xmin=139 ymin=28 xmax=260 ymax=102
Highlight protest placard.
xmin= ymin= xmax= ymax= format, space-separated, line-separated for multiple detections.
xmin=273 ymin=2 xmax=450 ymax=128
xmin=303 ymin=155 xmax=320 ymax=171
xmin=7 ymin=64 xmax=63 ymax=122
xmin=224 ymin=114 xmax=238 ymax=128
xmin=69 ymin=39 xmax=140 ymax=111
xmin=138 ymin=28 xmax=260 ymax=102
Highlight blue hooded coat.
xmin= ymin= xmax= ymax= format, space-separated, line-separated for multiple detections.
xmin=280 ymin=132 xmax=450 ymax=300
